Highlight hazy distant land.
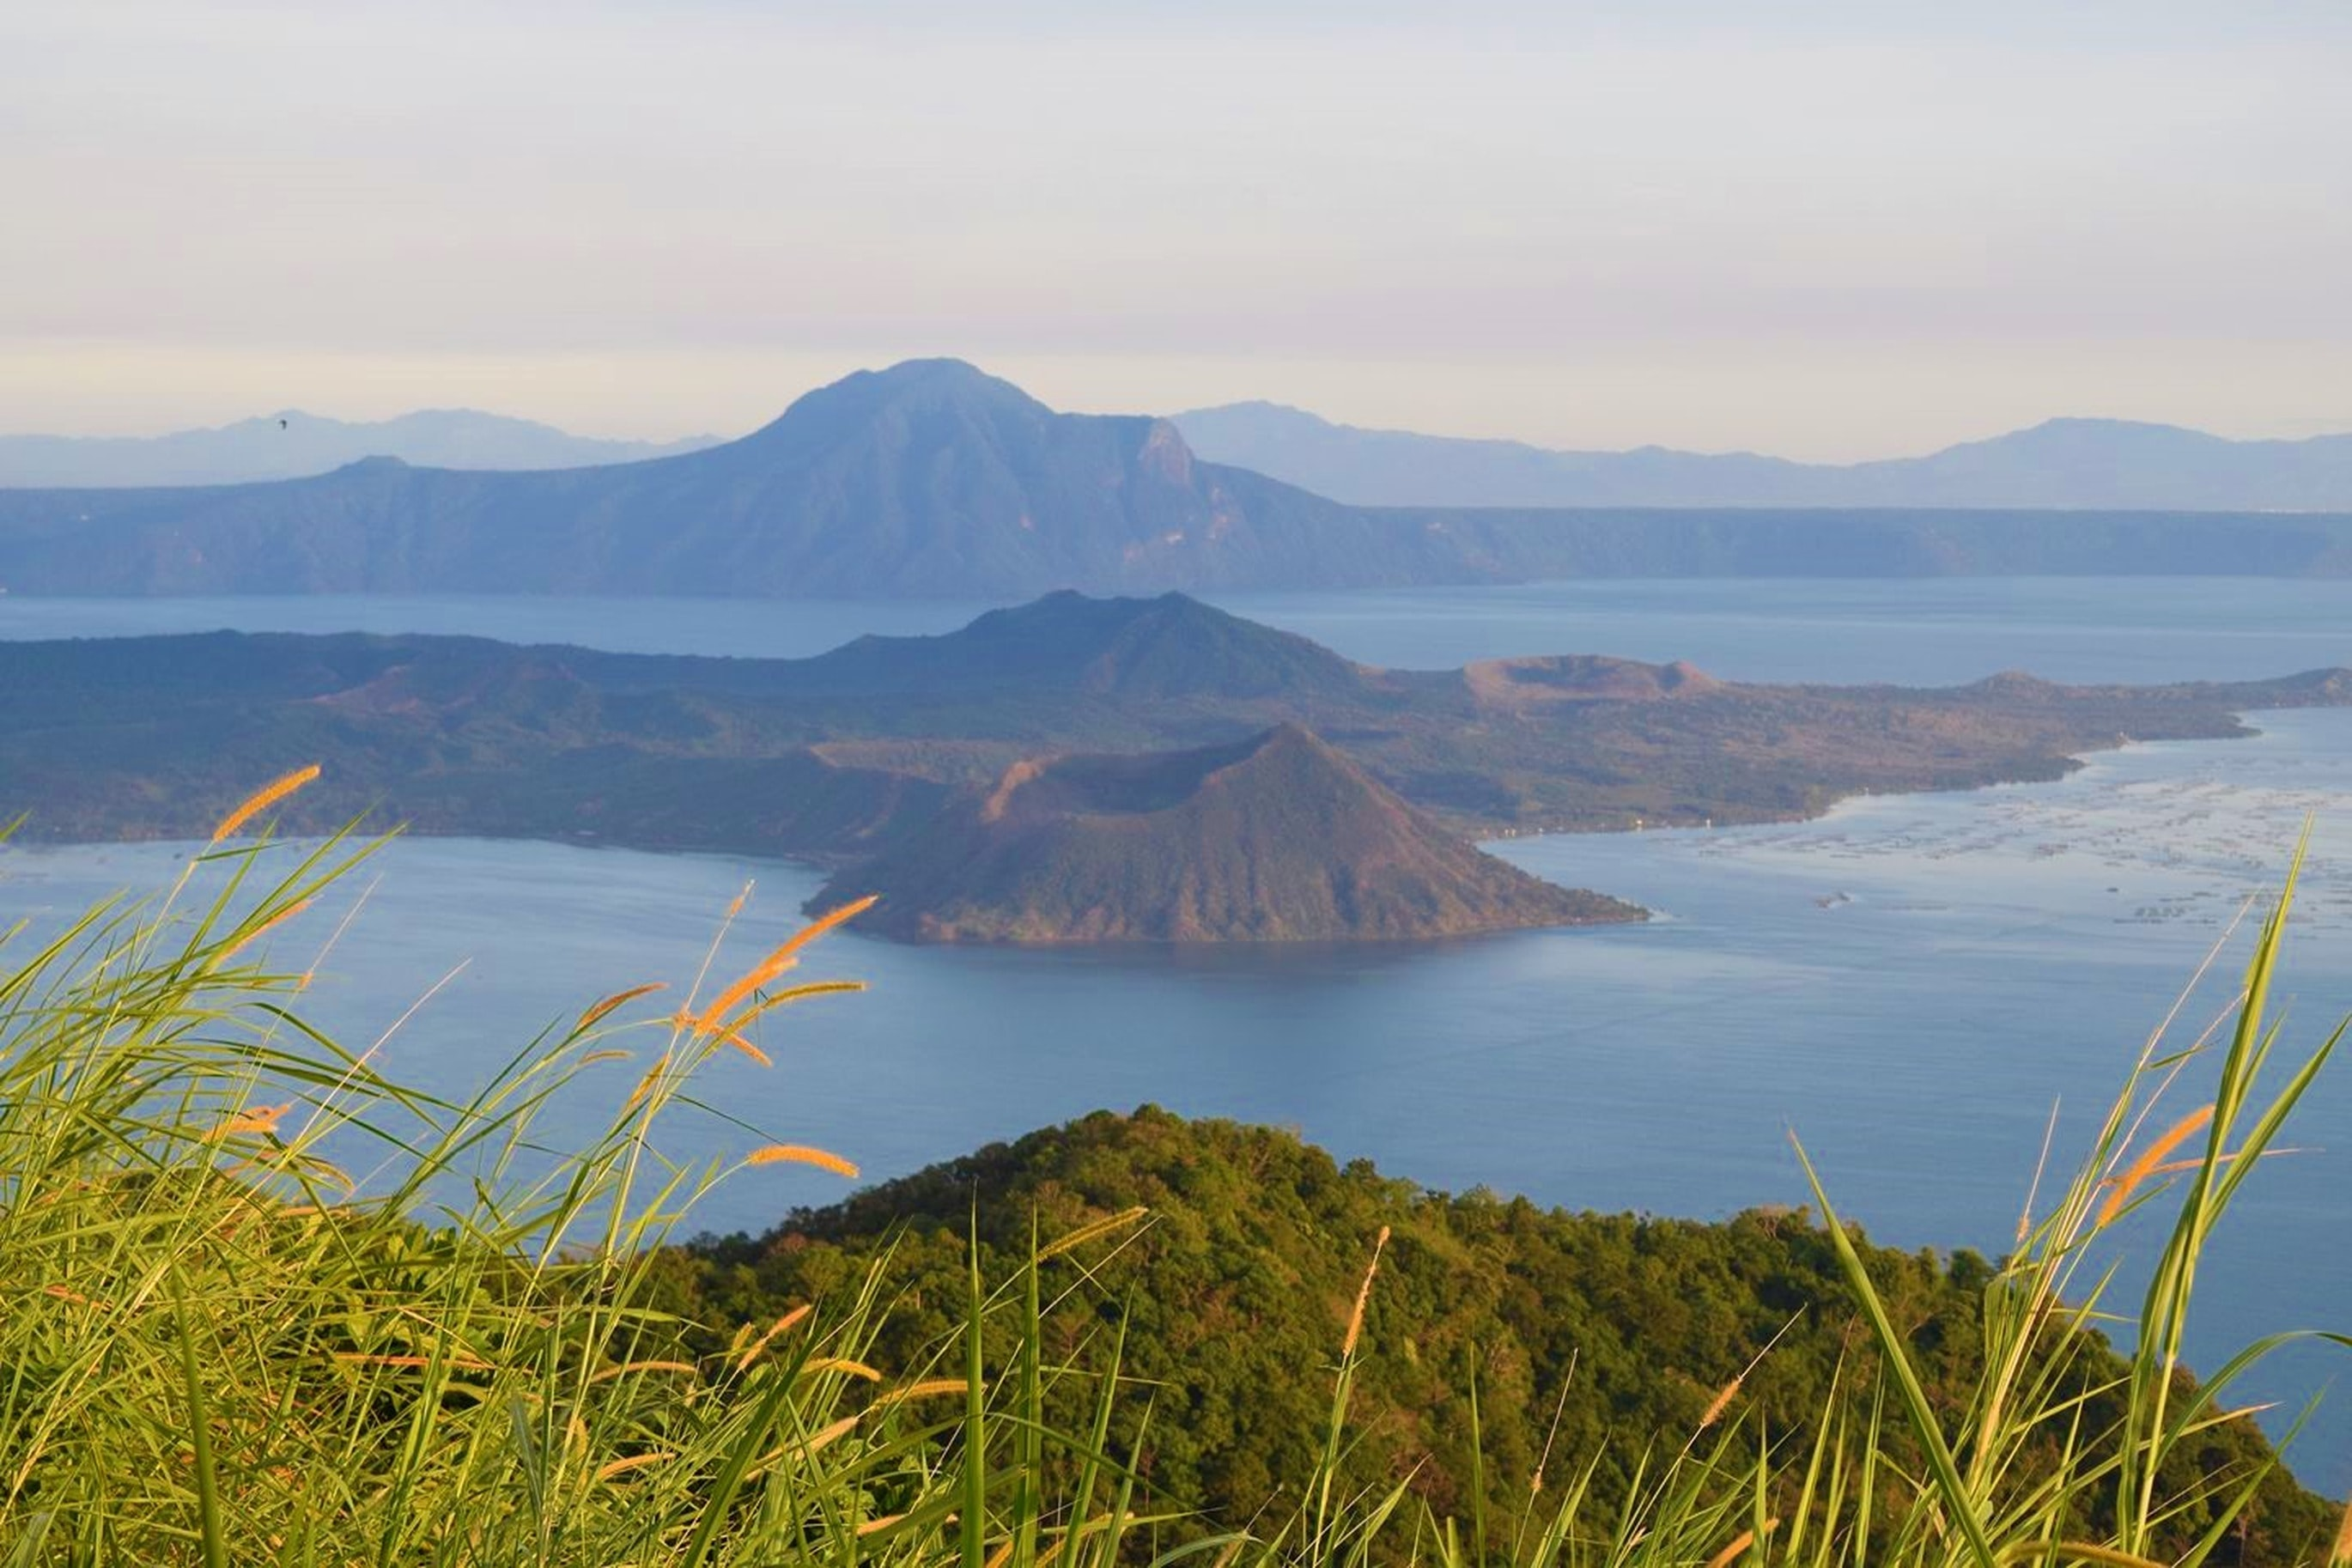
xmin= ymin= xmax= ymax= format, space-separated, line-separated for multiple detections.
xmin=1174 ymin=404 xmax=2352 ymax=512
xmin=13 ymin=377 xmax=2352 ymax=513
xmin=3 ymin=362 xmax=2350 ymax=599
xmin=0 ymin=410 xmax=720 ymax=488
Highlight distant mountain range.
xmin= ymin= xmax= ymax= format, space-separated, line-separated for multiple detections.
xmin=21 ymin=392 xmax=2348 ymax=513
xmin=1171 ymin=404 xmax=2352 ymax=512
xmin=0 ymin=361 xmax=1362 ymax=597
xmin=0 ymin=410 xmax=720 ymax=488
xmin=3 ymin=360 xmax=2351 ymax=597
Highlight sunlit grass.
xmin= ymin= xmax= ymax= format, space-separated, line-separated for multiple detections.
xmin=0 ymin=786 xmax=2343 ymax=1565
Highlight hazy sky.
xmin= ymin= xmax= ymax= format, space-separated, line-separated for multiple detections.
xmin=5 ymin=2 xmax=2349 ymax=460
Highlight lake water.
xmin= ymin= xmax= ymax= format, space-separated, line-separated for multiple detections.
xmin=4 ymin=578 xmax=2352 ymax=1483
xmin=8 ymin=575 xmax=2352 ymax=684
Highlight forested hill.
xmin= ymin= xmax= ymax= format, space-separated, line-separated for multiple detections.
xmin=4 ymin=359 xmax=2351 ymax=596
xmin=653 ymin=1106 xmax=2333 ymax=1560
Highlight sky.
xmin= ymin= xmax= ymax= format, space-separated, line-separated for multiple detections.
xmin=4 ymin=2 xmax=2349 ymax=461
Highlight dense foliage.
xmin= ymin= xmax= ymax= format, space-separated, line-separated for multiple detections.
xmin=658 ymin=1104 xmax=2333 ymax=1562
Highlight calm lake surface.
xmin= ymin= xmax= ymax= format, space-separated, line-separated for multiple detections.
xmin=5 ymin=578 xmax=2352 ymax=1480
xmin=8 ymin=575 xmax=2352 ymax=684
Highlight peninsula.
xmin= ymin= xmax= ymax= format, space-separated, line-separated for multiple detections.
xmin=3 ymin=592 xmax=2345 ymax=942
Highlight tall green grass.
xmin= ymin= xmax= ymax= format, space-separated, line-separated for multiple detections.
xmin=1 ymin=782 xmax=2346 ymax=1565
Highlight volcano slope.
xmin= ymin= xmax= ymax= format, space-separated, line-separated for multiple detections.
xmin=811 ymin=724 xmax=1643 ymax=942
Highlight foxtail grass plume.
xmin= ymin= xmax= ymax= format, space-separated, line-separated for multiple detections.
xmin=576 ymin=982 xmax=665 ymax=1031
xmin=624 ymin=1055 xmax=668 ymax=1112
xmin=696 ymin=895 xmax=878 ymax=1030
xmin=586 ymin=1359 xmax=698 ymax=1383
xmin=718 ymin=1027 xmax=773 ymax=1067
xmin=1702 ymin=1519 xmax=1777 ymax=1568
xmin=217 ymin=897 xmax=313 ymax=962
xmin=667 ymin=1005 xmax=775 ymax=1065
xmin=211 ymin=1102 xmax=293 ymax=1140
xmin=210 ymin=763 xmax=321 ymax=843
xmin=800 ymin=1414 xmax=860 ymax=1456
xmin=1693 ymin=1312 xmax=1797 ymax=1446
xmin=1702 ymin=1528 xmax=1755 ymax=1568
xmin=2130 ymin=1149 xmax=2285 ymax=1182
xmin=2032 ymin=1545 xmax=2167 ymax=1568
xmin=1529 ymin=1363 xmax=1577 ymax=1498
xmin=1037 ymin=1204 xmax=1150 ymax=1262
xmin=799 ymin=1357 xmax=883 ymax=1382
xmin=734 ymin=1304 xmax=812 ymax=1372
xmin=1342 ymin=1225 xmax=1390 ymax=1358
xmin=2098 ymin=1104 xmax=2215 ymax=1226
xmin=875 ymin=1378 xmax=972 ymax=1406
xmin=746 ymin=1144 xmax=859 ymax=1178
xmin=593 ymin=1451 xmax=675 ymax=1484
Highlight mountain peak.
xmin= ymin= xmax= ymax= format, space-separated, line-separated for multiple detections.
xmin=672 ymin=366 xmax=1244 ymax=596
xmin=850 ymin=356 xmax=1029 ymax=401
xmin=1013 ymin=591 xmax=1366 ymax=700
xmin=814 ymin=722 xmax=1643 ymax=943
xmin=1946 ymin=416 xmax=2228 ymax=454
xmin=793 ymin=592 xmax=1369 ymax=703
xmin=1255 ymin=718 xmax=1328 ymax=752
xmin=866 ymin=356 xmax=994 ymax=381
xmin=746 ymin=357 xmax=1048 ymax=441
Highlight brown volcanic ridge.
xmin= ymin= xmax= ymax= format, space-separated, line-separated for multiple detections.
xmin=811 ymin=723 xmax=1644 ymax=944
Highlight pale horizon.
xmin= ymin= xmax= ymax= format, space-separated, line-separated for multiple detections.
xmin=9 ymin=356 xmax=2352 ymax=468
xmin=8 ymin=2 xmax=2349 ymax=462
